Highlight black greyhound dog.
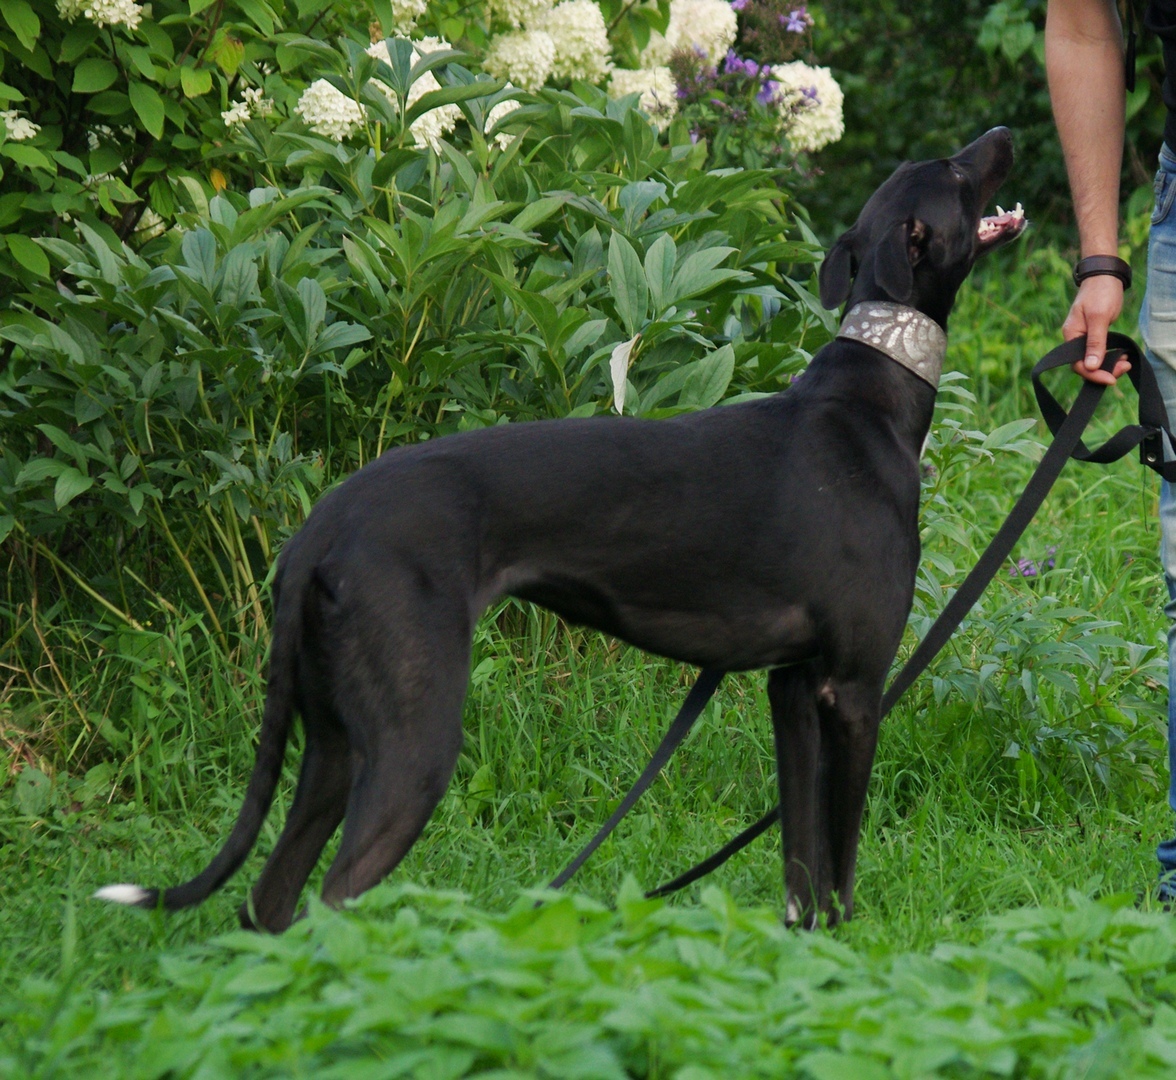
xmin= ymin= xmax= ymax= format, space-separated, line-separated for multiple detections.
xmin=98 ymin=128 xmax=1026 ymax=931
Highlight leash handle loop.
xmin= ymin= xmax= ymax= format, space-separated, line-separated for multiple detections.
xmin=1031 ymin=333 xmax=1176 ymax=480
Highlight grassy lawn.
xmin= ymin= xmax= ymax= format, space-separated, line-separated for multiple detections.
xmin=5 ymin=245 xmax=1176 ymax=1075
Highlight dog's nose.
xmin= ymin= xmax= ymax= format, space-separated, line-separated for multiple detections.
xmin=954 ymin=127 xmax=1013 ymax=164
xmin=952 ymin=127 xmax=1015 ymax=196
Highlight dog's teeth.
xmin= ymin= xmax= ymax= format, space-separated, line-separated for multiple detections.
xmin=95 ymin=883 xmax=151 ymax=906
xmin=995 ymin=205 xmax=1005 ymax=216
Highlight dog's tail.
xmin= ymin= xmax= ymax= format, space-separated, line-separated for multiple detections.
xmin=95 ymin=560 xmax=305 ymax=914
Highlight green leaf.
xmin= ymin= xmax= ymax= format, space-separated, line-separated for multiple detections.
xmin=607 ymin=233 xmax=647 ymax=337
xmin=36 ymin=424 xmax=83 ymax=458
xmin=511 ymin=195 xmax=567 ymax=233
xmin=297 ymin=277 xmax=327 ymax=343
xmin=54 ymin=467 xmax=93 ymax=509
xmin=981 ymin=418 xmax=1040 ymax=450
xmin=1 ymin=0 xmax=39 ymax=53
xmin=209 ymin=32 xmax=245 ymax=77
xmin=72 ymin=58 xmax=118 ymax=94
xmin=679 ymin=345 xmax=735 ymax=409
xmin=128 ymin=81 xmax=165 ymax=138
xmin=16 ymin=458 xmax=68 ymax=486
xmin=370 ymin=0 xmax=395 ymax=36
xmin=371 ymin=148 xmax=422 ymax=188
xmin=404 ymin=80 xmax=504 ymax=127
xmin=179 ymin=65 xmax=213 ymax=98
xmin=5 ymin=234 xmax=49 ymax=277
xmin=644 ymin=233 xmax=676 ymax=314
xmin=0 ymin=514 xmax=13 ymax=545
xmin=313 ymin=321 xmax=370 ymax=354
xmin=123 ymin=45 xmax=157 ymax=81
xmin=14 ymin=767 xmax=50 ymax=816
xmin=669 ymin=246 xmax=739 ymax=304
xmin=799 ymin=1051 xmax=890 ymax=1080
xmin=237 ymin=0 xmax=276 ymax=36
xmin=2 ymin=143 xmax=55 ymax=171
xmin=223 ymin=963 xmax=294 ymax=996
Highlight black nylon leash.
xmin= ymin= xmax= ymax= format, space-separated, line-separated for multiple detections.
xmin=552 ymin=332 xmax=1172 ymax=897
xmin=547 ymin=667 xmax=724 ymax=889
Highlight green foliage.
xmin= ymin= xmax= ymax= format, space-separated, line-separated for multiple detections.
xmin=808 ymin=0 xmax=1168 ymax=240
xmin=0 ymin=0 xmax=372 ymax=292
xmin=6 ymin=884 xmax=1176 ymax=1076
xmin=0 ymin=32 xmax=822 ymax=650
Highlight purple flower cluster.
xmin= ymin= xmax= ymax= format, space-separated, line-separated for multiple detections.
xmin=1010 ymin=546 xmax=1057 ymax=578
xmin=723 ymin=50 xmax=765 ymax=78
xmin=717 ymin=50 xmax=783 ymax=106
xmin=781 ymin=6 xmax=814 ymax=33
xmin=757 ymin=79 xmax=780 ymax=105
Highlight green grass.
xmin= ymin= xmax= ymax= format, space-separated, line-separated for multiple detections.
xmin=4 ymin=240 xmax=1176 ymax=1075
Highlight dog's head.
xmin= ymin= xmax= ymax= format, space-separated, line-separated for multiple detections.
xmin=818 ymin=127 xmax=1026 ymax=324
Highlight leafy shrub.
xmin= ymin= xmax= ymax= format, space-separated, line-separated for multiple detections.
xmin=0 ymin=0 xmax=846 ymax=306
xmin=0 ymin=31 xmax=823 ymax=669
xmin=0 ymin=0 xmax=380 ymax=289
xmin=7 ymin=883 xmax=1176 ymax=1077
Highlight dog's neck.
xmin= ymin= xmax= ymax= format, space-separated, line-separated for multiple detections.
xmin=835 ymin=302 xmax=947 ymax=390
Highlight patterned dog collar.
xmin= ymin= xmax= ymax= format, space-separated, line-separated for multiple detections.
xmin=835 ymin=301 xmax=947 ymax=389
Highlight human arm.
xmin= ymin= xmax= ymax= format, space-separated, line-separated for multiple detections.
xmin=1044 ymin=0 xmax=1131 ymax=384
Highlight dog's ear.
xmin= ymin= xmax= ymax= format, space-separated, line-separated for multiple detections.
xmin=818 ymin=227 xmax=859 ymax=309
xmin=873 ymin=218 xmax=928 ymax=303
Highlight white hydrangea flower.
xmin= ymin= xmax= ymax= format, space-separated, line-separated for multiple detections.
xmin=387 ymin=0 xmax=429 ymax=33
xmin=242 ymin=87 xmax=274 ymax=117
xmin=367 ymin=38 xmax=463 ymax=153
xmin=770 ymin=61 xmax=845 ymax=153
xmin=643 ymin=0 xmax=737 ymax=64
xmin=134 ymin=207 xmax=166 ymax=241
xmin=535 ymin=0 xmax=612 ymax=83
xmin=221 ymin=88 xmax=274 ymax=128
xmin=57 ymin=0 xmax=144 ymax=31
xmin=485 ymin=97 xmax=521 ymax=150
xmin=221 ymin=101 xmax=251 ymax=127
xmin=608 ymin=67 xmax=678 ymax=131
xmin=483 ymin=30 xmax=556 ymax=92
xmin=294 ymin=79 xmax=365 ymax=142
xmin=0 ymin=110 xmax=40 ymax=142
xmin=492 ymin=0 xmax=556 ymax=28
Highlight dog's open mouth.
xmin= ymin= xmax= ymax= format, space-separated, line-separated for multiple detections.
xmin=977 ymin=202 xmax=1027 ymax=250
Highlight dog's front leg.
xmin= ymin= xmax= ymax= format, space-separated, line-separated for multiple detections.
xmin=768 ymin=664 xmax=826 ymax=929
xmin=816 ymin=679 xmax=882 ymax=926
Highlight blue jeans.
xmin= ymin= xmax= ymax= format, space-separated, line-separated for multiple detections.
xmin=1140 ymin=143 xmax=1176 ymax=897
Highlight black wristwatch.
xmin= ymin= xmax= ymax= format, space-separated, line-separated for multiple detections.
xmin=1073 ymin=255 xmax=1132 ymax=290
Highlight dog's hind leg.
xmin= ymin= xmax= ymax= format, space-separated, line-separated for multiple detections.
xmin=239 ymin=712 xmax=350 ymax=932
xmin=237 ymin=575 xmax=354 ymax=932
xmin=768 ymin=663 xmax=828 ymax=929
xmin=316 ymin=602 xmax=470 ymax=909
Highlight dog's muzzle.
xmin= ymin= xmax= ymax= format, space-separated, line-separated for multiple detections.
xmin=836 ymin=302 xmax=947 ymax=389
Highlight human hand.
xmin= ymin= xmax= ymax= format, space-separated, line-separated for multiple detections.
xmin=1064 ymin=274 xmax=1130 ymax=384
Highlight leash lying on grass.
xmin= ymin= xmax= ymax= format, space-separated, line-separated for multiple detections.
xmin=550 ymin=331 xmax=1176 ymax=899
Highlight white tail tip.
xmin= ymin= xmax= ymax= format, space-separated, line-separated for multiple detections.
xmin=94 ymin=883 xmax=151 ymax=906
